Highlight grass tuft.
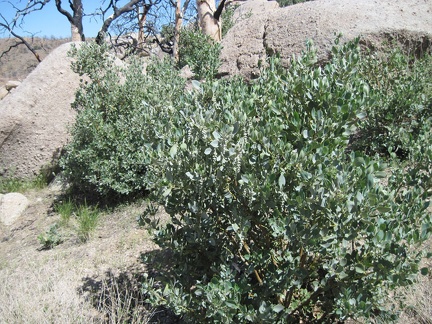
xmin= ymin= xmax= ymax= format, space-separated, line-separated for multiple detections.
xmin=76 ymin=201 xmax=100 ymax=243
xmin=55 ymin=198 xmax=75 ymax=226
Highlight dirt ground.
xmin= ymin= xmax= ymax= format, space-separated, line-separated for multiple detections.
xmin=0 ymin=181 xmax=168 ymax=323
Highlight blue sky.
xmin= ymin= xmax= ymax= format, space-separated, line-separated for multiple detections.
xmin=0 ymin=1 xmax=119 ymax=39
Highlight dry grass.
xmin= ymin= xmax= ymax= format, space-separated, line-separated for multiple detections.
xmin=0 ymin=183 xmax=161 ymax=323
xmin=397 ymin=238 xmax=432 ymax=324
xmin=0 ymin=255 xmax=97 ymax=323
xmin=399 ymin=273 xmax=432 ymax=323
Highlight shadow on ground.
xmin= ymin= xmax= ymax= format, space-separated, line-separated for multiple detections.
xmin=79 ymin=249 xmax=182 ymax=324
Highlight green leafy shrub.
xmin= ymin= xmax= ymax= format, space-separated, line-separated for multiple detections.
xmin=353 ymin=48 xmax=432 ymax=156
xmin=38 ymin=224 xmax=63 ymax=249
xmin=142 ymin=39 xmax=432 ymax=322
xmin=221 ymin=4 xmax=239 ymax=38
xmin=0 ymin=177 xmax=24 ymax=193
xmin=61 ymin=43 xmax=185 ymax=197
xmin=178 ymin=28 xmax=221 ymax=79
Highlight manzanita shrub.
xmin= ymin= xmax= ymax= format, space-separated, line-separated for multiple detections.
xmin=353 ymin=46 xmax=432 ymax=156
xmin=61 ymin=43 xmax=185 ymax=196
xmin=142 ymin=39 xmax=432 ymax=322
xmin=177 ymin=27 xmax=221 ymax=80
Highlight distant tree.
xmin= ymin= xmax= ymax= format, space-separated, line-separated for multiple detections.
xmin=94 ymin=0 xmax=159 ymax=45
xmin=3 ymin=0 xmax=168 ymax=43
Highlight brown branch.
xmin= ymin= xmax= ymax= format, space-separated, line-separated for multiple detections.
xmin=55 ymin=0 xmax=74 ymax=23
xmin=11 ymin=0 xmax=51 ymax=28
xmin=0 ymin=15 xmax=41 ymax=63
xmin=96 ymin=0 xmax=145 ymax=45
xmin=213 ymin=0 xmax=226 ymax=21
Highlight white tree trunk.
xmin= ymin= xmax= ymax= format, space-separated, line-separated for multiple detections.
xmin=71 ymin=24 xmax=82 ymax=42
xmin=196 ymin=0 xmax=221 ymax=41
xmin=137 ymin=5 xmax=148 ymax=48
xmin=173 ymin=0 xmax=183 ymax=62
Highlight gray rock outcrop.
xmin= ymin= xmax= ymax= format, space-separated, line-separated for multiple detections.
xmin=0 ymin=42 xmax=81 ymax=178
xmin=220 ymin=0 xmax=432 ymax=79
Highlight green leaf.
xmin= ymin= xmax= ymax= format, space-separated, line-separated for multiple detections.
xmin=375 ymin=171 xmax=387 ymax=178
xmin=356 ymin=112 xmax=367 ymax=120
xmin=273 ymin=304 xmax=284 ymax=313
xmin=278 ymin=173 xmax=286 ymax=189
xmin=162 ymin=187 xmax=172 ymax=197
xmin=231 ymin=223 xmax=239 ymax=232
xmin=355 ymin=265 xmax=365 ymax=274
xmin=169 ymin=144 xmax=178 ymax=158
xmin=210 ymin=140 xmax=219 ymax=148
xmin=204 ymin=148 xmax=212 ymax=155
xmin=233 ymin=122 xmax=240 ymax=134
xmin=191 ymin=80 xmax=202 ymax=91
xmin=377 ymin=230 xmax=384 ymax=241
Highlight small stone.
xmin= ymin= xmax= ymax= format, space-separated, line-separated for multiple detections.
xmin=5 ymin=81 xmax=21 ymax=91
xmin=0 ymin=192 xmax=29 ymax=226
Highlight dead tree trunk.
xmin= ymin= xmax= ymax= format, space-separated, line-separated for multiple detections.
xmin=70 ymin=24 xmax=82 ymax=42
xmin=173 ymin=0 xmax=183 ymax=62
xmin=55 ymin=0 xmax=85 ymax=41
xmin=137 ymin=4 xmax=151 ymax=49
xmin=196 ymin=0 xmax=226 ymax=41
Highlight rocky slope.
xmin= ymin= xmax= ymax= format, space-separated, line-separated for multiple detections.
xmin=220 ymin=0 xmax=432 ymax=78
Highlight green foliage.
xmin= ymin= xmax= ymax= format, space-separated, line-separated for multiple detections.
xmin=55 ymin=198 xmax=75 ymax=226
xmin=178 ymin=28 xmax=221 ymax=79
xmin=52 ymin=197 xmax=102 ymax=242
xmin=277 ymin=0 xmax=314 ymax=8
xmin=353 ymin=49 xmax=432 ymax=157
xmin=141 ymin=39 xmax=432 ymax=322
xmin=38 ymin=224 xmax=63 ymax=249
xmin=221 ymin=4 xmax=239 ymax=38
xmin=160 ymin=24 xmax=175 ymax=40
xmin=0 ymin=177 xmax=24 ymax=193
xmin=0 ymin=173 xmax=48 ymax=194
xmin=76 ymin=201 xmax=100 ymax=243
xmin=61 ymin=43 xmax=185 ymax=197
xmin=62 ymin=35 xmax=432 ymax=322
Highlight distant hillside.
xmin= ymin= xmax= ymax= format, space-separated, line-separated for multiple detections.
xmin=0 ymin=37 xmax=69 ymax=86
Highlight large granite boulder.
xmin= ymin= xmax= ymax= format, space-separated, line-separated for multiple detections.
xmin=0 ymin=42 xmax=81 ymax=178
xmin=220 ymin=0 xmax=432 ymax=79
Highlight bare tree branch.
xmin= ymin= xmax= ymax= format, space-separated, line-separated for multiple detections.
xmin=0 ymin=14 xmax=41 ymax=63
xmin=213 ymin=0 xmax=227 ymax=21
xmin=55 ymin=0 xmax=74 ymax=22
xmin=11 ymin=0 xmax=51 ymax=28
xmin=96 ymin=0 xmax=146 ymax=44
